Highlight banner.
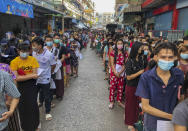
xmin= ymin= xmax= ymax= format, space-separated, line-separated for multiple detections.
xmin=0 ymin=0 xmax=34 ymax=18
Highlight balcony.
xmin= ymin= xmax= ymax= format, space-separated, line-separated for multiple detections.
xmin=123 ymin=0 xmax=143 ymax=13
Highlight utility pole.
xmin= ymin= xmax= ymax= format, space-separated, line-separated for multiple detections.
xmin=62 ymin=0 xmax=65 ymax=33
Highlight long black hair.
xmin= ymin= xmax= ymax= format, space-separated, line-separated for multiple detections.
xmin=129 ymin=42 xmax=143 ymax=60
xmin=114 ymin=39 xmax=126 ymax=65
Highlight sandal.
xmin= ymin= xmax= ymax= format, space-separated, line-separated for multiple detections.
xmin=38 ymin=103 xmax=43 ymax=108
xmin=46 ymin=114 xmax=52 ymax=121
xmin=51 ymin=103 xmax=55 ymax=108
xmin=108 ymin=103 xmax=114 ymax=109
xmin=118 ymin=102 xmax=125 ymax=109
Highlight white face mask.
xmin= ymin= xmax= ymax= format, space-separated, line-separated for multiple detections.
xmin=151 ymin=44 xmax=155 ymax=47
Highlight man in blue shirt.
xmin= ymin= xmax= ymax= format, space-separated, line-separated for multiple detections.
xmin=135 ymin=42 xmax=184 ymax=131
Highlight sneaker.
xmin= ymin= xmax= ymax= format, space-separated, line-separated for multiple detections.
xmin=46 ymin=114 xmax=52 ymax=121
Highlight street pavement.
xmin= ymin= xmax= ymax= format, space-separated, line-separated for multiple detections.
xmin=40 ymin=48 xmax=128 ymax=131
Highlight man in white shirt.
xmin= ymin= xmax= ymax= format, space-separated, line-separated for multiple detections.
xmin=32 ymin=37 xmax=56 ymax=121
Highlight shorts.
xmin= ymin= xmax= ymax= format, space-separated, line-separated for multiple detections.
xmin=66 ymin=65 xmax=71 ymax=74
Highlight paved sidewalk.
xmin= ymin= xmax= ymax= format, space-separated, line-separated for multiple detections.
xmin=40 ymin=48 xmax=127 ymax=131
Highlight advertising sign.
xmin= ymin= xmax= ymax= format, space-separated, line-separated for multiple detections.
xmin=0 ymin=0 xmax=34 ymax=18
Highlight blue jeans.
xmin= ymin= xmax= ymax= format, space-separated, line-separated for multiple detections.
xmin=37 ymin=83 xmax=51 ymax=114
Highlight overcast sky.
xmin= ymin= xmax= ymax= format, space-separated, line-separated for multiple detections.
xmin=92 ymin=0 xmax=115 ymax=13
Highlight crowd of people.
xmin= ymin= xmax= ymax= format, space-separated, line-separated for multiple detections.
xmin=0 ymin=29 xmax=188 ymax=131
xmin=92 ymin=32 xmax=188 ymax=131
xmin=0 ymin=30 xmax=89 ymax=131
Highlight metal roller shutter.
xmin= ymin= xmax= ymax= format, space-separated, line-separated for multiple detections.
xmin=154 ymin=11 xmax=173 ymax=30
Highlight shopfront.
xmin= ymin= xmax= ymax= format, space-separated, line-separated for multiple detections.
xmin=154 ymin=11 xmax=173 ymax=31
xmin=0 ymin=0 xmax=34 ymax=38
xmin=177 ymin=0 xmax=188 ymax=30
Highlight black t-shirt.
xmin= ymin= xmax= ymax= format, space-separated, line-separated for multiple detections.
xmin=125 ymin=59 xmax=144 ymax=87
xmin=182 ymin=72 xmax=188 ymax=96
xmin=58 ymin=46 xmax=67 ymax=59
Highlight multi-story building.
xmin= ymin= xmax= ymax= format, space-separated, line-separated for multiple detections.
xmin=82 ymin=0 xmax=95 ymax=26
xmin=63 ymin=0 xmax=95 ymax=28
xmin=141 ymin=0 xmax=188 ymax=41
xmin=95 ymin=12 xmax=114 ymax=28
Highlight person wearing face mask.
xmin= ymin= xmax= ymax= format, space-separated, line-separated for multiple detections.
xmin=0 ymin=39 xmax=17 ymax=64
xmin=123 ymin=35 xmax=129 ymax=42
xmin=109 ymin=39 xmax=127 ymax=109
xmin=10 ymin=43 xmax=40 ymax=131
xmin=178 ymin=45 xmax=188 ymax=98
xmin=135 ymin=42 xmax=184 ymax=131
xmin=53 ymin=34 xmax=62 ymax=48
xmin=32 ymin=37 xmax=56 ymax=121
xmin=44 ymin=34 xmax=59 ymax=107
xmin=183 ymin=36 xmax=188 ymax=47
xmin=142 ymin=43 xmax=151 ymax=70
xmin=124 ymin=42 xmax=129 ymax=53
xmin=45 ymin=35 xmax=59 ymax=59
xmin=124 ymin=42 xmax=144 ymax=131
xmin=173 ymin=45 xmax=188 ymax=131
xmin=45 ymin=35 xmax=54 ymax=49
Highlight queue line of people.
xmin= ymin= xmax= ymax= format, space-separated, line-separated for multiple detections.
xmin=92 ymin=32 xmax=188 ymax=131
xmin=0 ymin=31 xmax=89 ymax=131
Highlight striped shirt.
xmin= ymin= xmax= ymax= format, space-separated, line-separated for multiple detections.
xmin=0 ymin=70 xmax=20 ymax=130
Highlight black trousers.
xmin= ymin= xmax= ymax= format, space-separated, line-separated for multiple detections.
xmin=17 ymin=80 xmax=39 ymax=131
xmin=37 ymin=83 xmax=51 ymax=114
xmin=2 ymin=127 xmax=8 ymax=131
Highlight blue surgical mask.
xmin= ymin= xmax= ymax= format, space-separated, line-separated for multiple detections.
xmin=180 ymin=53 xmax=188 ymax=60
xmin=158 ymin=59 xmax=174 ymax=71
xmin=54 ymin=39 xmax=60 ymax=44
xmin=46 ymin=41 xmax=53 ymax=47
xmin=70 ymin=38 xmax=74 ymax=41
xmin=144 ymin=50 xmax=148 ymax=55
xmin=20 ymin=52 xmax=28 ymax=59
xmin=32 ymin=47 xmax=39 ymax=52
xmin=126 ymin=47 xmax=129 ymax=51
xmin=60 ymin=42 xmax=63 ymax=47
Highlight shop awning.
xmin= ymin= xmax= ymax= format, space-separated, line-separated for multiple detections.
xmin=142 ymin=0 xmax=169 ymax=9
xmin=124 ymin=14 xmax=141 ymax=24
xmin=22 ymin=0 xmax=64 ymax=15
